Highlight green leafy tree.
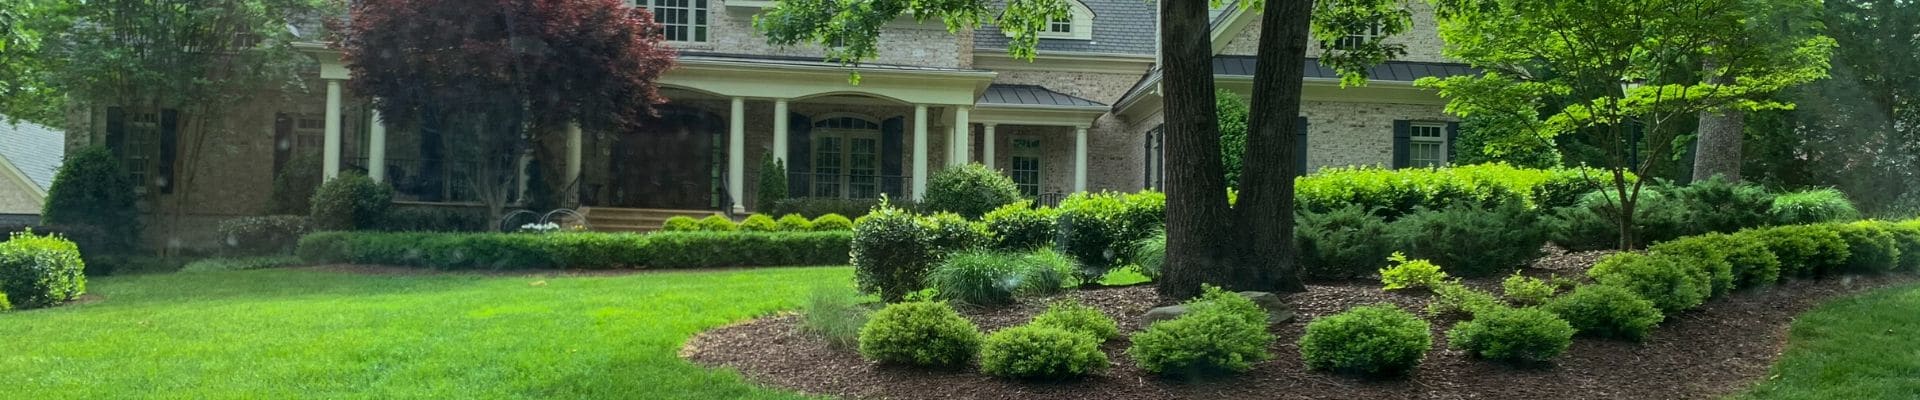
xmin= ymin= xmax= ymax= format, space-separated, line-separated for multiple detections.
xmin=1218 ymin=89 xmax=1249 ymax=189
xmin=1421 ymin=0 xmax=1835 ymax=249
xmin=40 ymin=146 xmax=140 ymax=251
xmin=757 ymin=153 xmax=788 ymax=211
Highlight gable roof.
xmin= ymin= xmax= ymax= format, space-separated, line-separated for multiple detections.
xmin=972 ymin=0 xmax=1157 ymax=56
xmin=978 ymin=84 xmax=1108 ymax=108
xmin=0 ymin=117 xmax=66 ymax=193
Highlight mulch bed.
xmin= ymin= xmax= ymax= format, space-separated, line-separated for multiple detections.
xmin=683 ymin=251 xmax=1920 ymax=400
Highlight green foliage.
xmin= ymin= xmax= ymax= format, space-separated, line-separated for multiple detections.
xmin=1426 ymin=280 xmax=1502 ymax=318
xmin=1888 ymin=221 xmax=1920 ymax=272
xmin=215 ymin=216 xmax=307 ymax=256
xmin=1501 ymin=273 xmax=1557 ymax=306
xmin=1297 ymin=205 xmax=1396 ymax=279
xmin=40 ymin=146 xmax=140 ymax=251
xmin=800 ymin=285 xmax=869 ymax=349
xmin=1651 ymin=232 xmax=1780 ymax=293
xmin=1587 ymin=253 xmax=1710 ymax=313
xmin=375 ymin=206 xmax=488 ymax=232
xmin=695 ymin=215 xmax=737 ymax=232
xmin=1217 ymin=88 xmax=1249 ymax=188
xmin=1388 ymin=201 xmax=1545 ymax=277
xmin=921 ymin=163 xmax=1023 ymax=219
xmin=179 ymin=256 xmax=303 ymax=273
xmin=1770 ymin=189 xmax=1860 ymax=225
xmin=1379 ymin=252 xmax=1447 ymax=291
xmin=1542 ymin=284 xmax=1665 ymax=341
xmin=0 ymin=230 xmax=86 ymax=309
xmin=1834 ymin=221 xmax=1901 ymax=274
xmin=1671 ymin=176 xmax=1778 ymax=234
xmin=1294 ymin=164 xmax=1622 ymax=218
xmin=1056 ymin=191 xmax=1165 ymax=280
xmin=1030 ymin=299 xmax=1118 ymax=341
xmin=851 ymin=204 xmax=933 ymax=302
xmin=738 ymin=214 xmax=779 ymax=232
xmin=770 ymin=198 xmax=899 ymax=219
xmin=926 ymin=251 xmax=1027 ymax=307
xmin=1446 ymin=306 xmax=1575 ymax=363
xmin=1126 ymin=286 xmax=1274 ymax=377
xmin=980 ymin=325 xmax=1108 ymax=379
xmin=1450 ymin=114 xmax=1563 ymax=169
xmin=857 ymin=301 xmax=982 ymax=367
xmin=660 ymin=216 xmax=700 ymax=232
xmin=294 ymin=231 xmax=850 ymax=270
xmin=1298 ymin=304 xmax=1433 ymax=377
xmin=1015 ymin=249 xmax=1075 ymax=297
xmin=1130 ymin=231 xmax=1165 ymax=281
xmin=1546 ymin=188 xmax=1690 ymax=250
xmin=757 ymin=153 xmax=788 ymax=210
xmin=308 ymin=173 xmax=395 ymax=232
xmin=1747 ymin=224 xmax=1851 ymax=278
xmin=271 ymin=152 xmax=323 ymax=214
xmin=776 ymin=214 xmax=814 ymax=231
xmin=810 ymin=214 xmax=854 ymax=231
xmin=982 ymin=201 xmax=1058 ymax=251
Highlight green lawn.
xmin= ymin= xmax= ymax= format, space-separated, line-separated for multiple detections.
xmin=1739 ymin=283 xmax=1920 ymax=399
xmin=0 ymin=267 xmax=851 ymax=399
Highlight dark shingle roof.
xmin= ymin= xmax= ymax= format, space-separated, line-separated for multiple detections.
xmin=0 ymin=117 xmax=66 ymax=192
xmin=1213 ymin=55 xmax=1480 ymax=81
xmin=978 ymin=84 xmax=1108 ymax=108
xmin=972 ymin=0 xmax=1157 ymax=56
xmin=679 ymin=51 xmax=991 ymax=72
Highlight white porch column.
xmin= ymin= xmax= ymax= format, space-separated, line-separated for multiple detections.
xmin=565 ymin=122 xmax=583 ymax=205
xmin=982 ymin=123 xmax=997 ymax=170
xmin=729 ymin=97 xmax=747 ymax=213
xmin=1074 ymin=125 xmax=1089 ymax=192
xmin=773 ymin=99 xmax=789 ymax=164
xmin=911 ymin=104 xmax=929 ymax=200
xmin=949 ymin=106 xmax=970 ymax=167
xmin=367 ymin=109 xmax=387 ymax=183
xmin=322 ymin=79 xmax=343 ymax=180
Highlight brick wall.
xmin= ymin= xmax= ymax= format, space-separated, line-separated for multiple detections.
xmin=1220 ymin=1 xmax=1449 ymax=64
xmin=685 ymin=1 xmax=972 ymax=68
xmin=1301 ymin=100 xmax=1454 ymax=171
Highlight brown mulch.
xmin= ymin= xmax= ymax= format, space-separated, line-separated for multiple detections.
xmin=684 ymin=258 xmax=1919 ymax=400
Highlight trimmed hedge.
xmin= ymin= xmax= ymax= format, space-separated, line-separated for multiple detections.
xmin=1746 ymin=224 xmax=1850 ymax=278
xmin=0 ymin=230 xmax=87 ymax=309
xmin=1057 ymin=191 xmax=1164 ymax=279
xmin=216 ymin=215 xmax=307 ymax=256
xmin=309 ymin=172 xmax=394 ymax=231
xmin=982 ymin=201 xmax=1059 ymax=252
xmin=922 ymin=163 xmax=1023 ymax=219
xmin=1295 ymin=164 xmax=1625 ymax=218
xmin=296 ymin=230 xmax=851 ymax=270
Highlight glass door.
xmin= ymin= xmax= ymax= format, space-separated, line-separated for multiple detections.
xmin=848 ymin=137 xmax=879 ymax=199
xmin=813 ymin=136 xmax=843 ymax=197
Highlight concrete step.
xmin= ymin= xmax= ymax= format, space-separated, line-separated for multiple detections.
xmin=579 ymin=207 xmax=721 ymax=233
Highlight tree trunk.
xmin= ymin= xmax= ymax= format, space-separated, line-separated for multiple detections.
xmin=1155 ymin=0 xmax=1238 ymax=300
xmin=1233 ymin=0 xmax=1313 ymax=293
xmin=1693 ymin=59 xmax=1743 ymax=182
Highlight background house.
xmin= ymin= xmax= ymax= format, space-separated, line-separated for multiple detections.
xmin=1 ymin=117 xmax=66 ymax=226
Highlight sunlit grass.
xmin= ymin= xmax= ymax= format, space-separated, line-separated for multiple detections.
xmin=0 ymin=267 xmax=851 ymax=399
xmin=1739 ymin=283 xmax=1920 ymax=399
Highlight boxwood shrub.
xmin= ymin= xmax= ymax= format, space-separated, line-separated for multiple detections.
xmin=696 ymin=215 xmax=737 ymax=231
xmin=1746 ymin=224 xmax=1850 ymax=278
xmin=1298 ymin=304 xmax=1433 ymax=377
xmin=1127 ymin=286 xmax=1273 ymax=377
xmin=921 ymin=163 xmax=1023 ymax=219
xmin=1446 ymin=306 xmax=1575 ymax=363
xmin=0 ymin=230 xmax=87 ymax=309
xmin=1030 ymin=299 xmax=1118 ymax=341
xmin=776 ymin=214 xmax=814 ymax=231
xmin=1834 ymin=221 xmax=1901 ymax=274
xmin=982 ymin=201 xmax=1059 ymax=251
xmin=1889 ymin=221 xmax=1920 ymax=271
xmin=1057 ymin=191 xmax=1164 ymax=280
xmin=1586 ymin=253 xmax=1710 ymax=313
xmin=308 ymin=172 xmax=394 ymax=231
xmin=852 ymin=205 xmax=936 ymax=302
xmin=738 ymin=214 xmax=780 ymax=232
xmin=1542 ymin=284 xmax=1664 ymax=341
xmin=979 ymin=325 xmax=1108 ymax=379
xmin=857 ymin=301 xmax=983 ymax=367
xmin=661 ymin=216 xmax=700 ymax=232
xmin=1649 ymin=233 xmax=1768 ymax=295
xmin=295 ymin=230 xmax=849 ymax=270
xmin=811 ymin=213 xmax=855 ymax=231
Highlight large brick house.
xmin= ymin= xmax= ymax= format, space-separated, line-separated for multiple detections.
xmin=63 ymin=0 xmax=1473 ymax=242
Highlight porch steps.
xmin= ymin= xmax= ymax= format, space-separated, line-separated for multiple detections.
xmin=579 ymin=207 xmax=724 ymax=233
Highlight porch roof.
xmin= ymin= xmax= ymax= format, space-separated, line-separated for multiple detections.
xmin=977 ymin=84 xmax=1108 ymax=109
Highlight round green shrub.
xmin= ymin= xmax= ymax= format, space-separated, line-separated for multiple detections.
xmin=41 ymin=146 xmax=141 ymax=250
xmin=982 ymin=201 xmax=1059 ymax=251
xmin=1297 ymin=204 xmax=1396 ymax=279
xmin=811 ymin=213 xmax=854 ymax=231
xmin=309 ymin=172 xmax=395 ymax=231
xmin=1298 ymin=304 xmax=1433 ymax=376
xmin=1586 ymin=253 xmax=1709 ymax=313
xmin=1387 ymin=201 xmax=1545 ymax=278
xmin=851 ymin=204 xmax=932 ymax=302
xmin=1542 ymin=284 xmax=1664 ymax=341
xmin=1426 ymin=281 xmax=1502 ymax=318
xmin=927 ymin=251 xmax=1025 ymax=307
xmin=1835 ymin=221 xmax=1900 ymax=274
xmin=979 ymin=325 xmax=1108 ymax=379
xmin=696 ymin=215 xmax=737 ymax=232
xmin=1057 ymin=191 xmax=1165 ymax=280
xmin=1030 ymin=299 xmax=1118 ymax=341
xmin=1446 ymin=306 xmax=1574 ymax=363
xmin=660 ymin=216 xmax=700 ymax=232
xmin=1769 ymin=188 xmax=1859 ymax=225
xmin=776 ymin=214 xmax=814 ymax=231
xmin=1127 ymin=287 xmax=1274 ymax=377
xmin=738 ymin=214 xmax=780 ymax=232
xmin=857 ymin=301 xmax=983 ymax=367
xmin=0 ymin=230 xmax=87 ymax=309
xmin=921 ymin=212 xmax=990 ymax=256
xmin=1889 ymin=221 xmax=1920 ymax=271
xmin=1655 ymin=232 xmax=1782 ymax=290
xmin=1500 ymin=273 xmax=1557 ymax=306
xmin=921 ymin=163 xmax=1023 ymax=219
xmin=1749 ymin=224 xmax=1850 ymax=278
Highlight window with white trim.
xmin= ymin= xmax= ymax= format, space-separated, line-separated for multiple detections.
xmin=1331 ymin=23 xmax=1384 ymax=50
xmin=632 ymin=0 xmax=709 ymax=42
xmin=1024 ymin=0 xmax=1093 ymax=40
xmin=811 ymin=116 xmax=884 ymax=199
xmin=1047 ymin=18 xmax=1073 ymax=34
xmin=1408 ymin=122 xmax=1447 ymax=168
xmin=125 ymin=111 xmax=161 ymax=195
xmin=1011 ymin=137 xmax=1042 ymax=197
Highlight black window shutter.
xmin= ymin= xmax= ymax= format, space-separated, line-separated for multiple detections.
xmin=1391 ymin=120 xmax=1412 ymax=169
xmin=880 ymin=117 xmax=905 ymax=198
xmin=157 ymin=109 xmax=179 ymax=194
xmin=105 ymin=107 xmax=126 ymax=158
xmin=788 ymin=113 xmax=813 ymax=197
xmin=1445 ymin=121 xmax=1461 ymax=165
xmin=1296 ymin=116 xmax=1310 ymax=176
xmin=273 ymin=113 xmax=293 ymax=175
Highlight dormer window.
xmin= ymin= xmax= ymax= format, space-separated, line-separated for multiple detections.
xmin=632 ymin=0 xmax=709 ymax=42
xmin=1047 ymin=19 xmax=1073 ymax=34
xmin=1022 ymin=0 xmax=1093 ymax=40
xmin=1331 ymin=23 xmax=1383 ymax=50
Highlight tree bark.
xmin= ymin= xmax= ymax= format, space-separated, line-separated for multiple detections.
xmin=1234 ymin=0 xmax=1313 ymax=293
xmin=1155 ymin=0 xmax=1238 ymax=300
xmin=1693 ymin=59 xmax=1743 ymax=182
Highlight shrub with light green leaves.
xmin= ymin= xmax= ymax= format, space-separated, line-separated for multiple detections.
xmin=1298 ymin=304 xmax=1433 ymax=376
xmin=1030 ymin=299 xmax=1118 ymax=341
xmin=1889 ymin=220 xmax=1920 ymax=271
xmin=979 ymin=325 xmax=1108 ymax=379
xmin=1769 ymin=188 xmax=1859 ymax=225
xmin=1294 ymin=164 xmax=1625 ymax=218
xmin=1297 ymin=205 xmax=1397 ymax=279
xmin=851 ymin=205 xmax=935 ymax=302
xmin=1650 ymin=233 xmax=1773 ymax=294
xmin=811 ymin=214 xmax=854 ymax=231
xmin=660 ymin=216 xmax=700 ymax=232
xmin=738 ymin=214 xmax=779 ymax=232
xmin=1501 ymin=273 xmax=1557 ymax=306
xmin=1127 ymin=286 xmax=1273 ymax=377
xmin=1427 ymin=280 xmax=1502 ymax=318
xmin=696 ymin=215 xmax=737 ymax=232
xmin=1388 ymin=201 xmax=1545 ymax=277
xmin=982 ymin=201 xmax=1059 ymax=251
xmin=921 ymin=163 xmax=1023 ymax=219
xmin=1057 ymin=191 xmax=1164 ymax=280
xmin=1746 ymin=224 xmax=1850 ymax=278
xmin=1834 ymin=221 xmax=1901 ymax=274
xmin=857 ymin=301 xmax=983 ymax=367
xmin=1542 ymin=284 xmax=1664 ymax=341
xmin=1586 ymin=253 xmax=1709 ymax=313
xmin=776 ymin=214 xmax=814 ymax=231
xmin=0 ymin=230 xmax=87 ymax=309
xmin=1379 ymin=252 xmax=1447 ymax=291
xmin=1446 ymin=306 xmax=1574 ymax=363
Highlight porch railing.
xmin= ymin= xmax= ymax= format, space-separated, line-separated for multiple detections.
xmin=786 ymin=172 xmax=912 ymax=200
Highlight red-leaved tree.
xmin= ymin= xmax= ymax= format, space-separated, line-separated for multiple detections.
xmin=333 ymin=0 xmax=675 ymax=221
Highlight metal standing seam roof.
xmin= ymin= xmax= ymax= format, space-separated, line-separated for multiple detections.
xmin=1212 ymin=55 xmax=1481 ymax=81
xmin=0 ymin=117 xmax=66 ymax=192
xmin=972 ymin=0 xmax=1159 ymax=56
xmin=977 ymin=84 xmax=1109 ymax=108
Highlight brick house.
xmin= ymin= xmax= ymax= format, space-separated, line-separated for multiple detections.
xmin=63 ymin=0 xmax=1473 ymax=242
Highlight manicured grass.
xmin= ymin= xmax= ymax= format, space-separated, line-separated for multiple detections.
xmin=0 ymin=267 xmax=851 ymax=399
xmin=1740 ymin=283 xmax=1920 ymax=399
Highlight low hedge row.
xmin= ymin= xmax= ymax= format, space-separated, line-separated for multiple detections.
xmin=1594 ymin=219 xmax=1920 ymax=317
xmin=296 ymin=230 xmax=851 ymax=270
xmin=1295 ymin=163 xmax=1624 ymax=218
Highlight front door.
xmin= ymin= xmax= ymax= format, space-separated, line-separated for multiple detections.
xmin=608 ymin=109 xmax=719 ymax=209
xmin=809 ymin=115 xmax=884 ymax=199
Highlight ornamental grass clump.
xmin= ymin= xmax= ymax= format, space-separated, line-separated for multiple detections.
xmin=800 ymin=285 xmax=871 ymax=349
xmin=857 ymin=301 xmax=982 ymax=367
xmin=1769 ymin=188 xmax=1859 ymax=225
xmin=1299 ymin=304 xmax=1433 ymax=377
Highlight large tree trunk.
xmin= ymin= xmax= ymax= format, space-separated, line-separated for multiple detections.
xmin=1155 ymin=0 xmax=1238 ymax=300
xmin=1693 ymin=59 xmax=1743 ymax=182
xmin=1234 ymin=0 xmax=1313 ymax=293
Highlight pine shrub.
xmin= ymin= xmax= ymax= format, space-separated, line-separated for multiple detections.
xmin=1446 ymin=306 xmax=1574 ymax=363
xmin=1297 ymin=205 xmax=1396 ymax=279
xmin=979 ymin=325 xmax=1109 ymax=379
xmin=1586 ymin=253 xmax=1709 ymax=313
xmin=1388 ymin=201 xmax=1545 ymax=277
xmin=1127 ymin=286 xmax=1274 ymax=377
